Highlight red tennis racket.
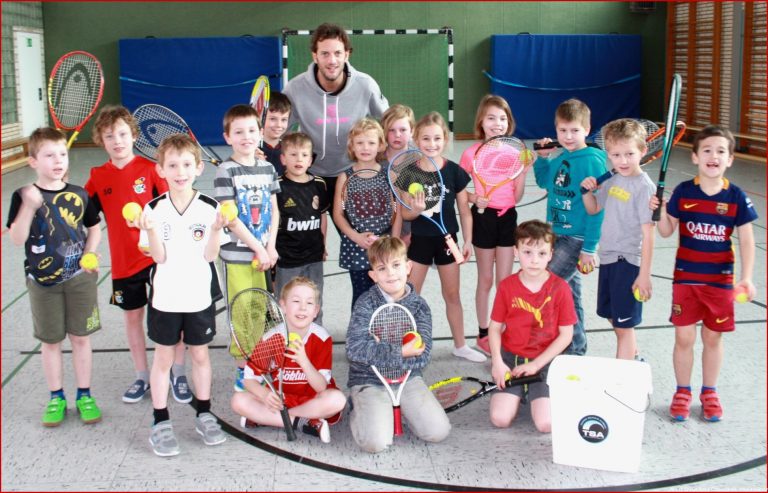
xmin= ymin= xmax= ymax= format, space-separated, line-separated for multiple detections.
xmin=47 ymin=51 xmax=104 ymax=149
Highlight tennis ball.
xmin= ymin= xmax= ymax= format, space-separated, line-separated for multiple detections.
xmin=633 ymin=288 xmax=645 ymax=303
xmin=734 ymin=286 xmax=749 ymax=303
xmin=220 ymin=202 xmax=238 ymax=221
xmin=251 ymin=258 xmax=260 ymax=269
xmin=122 ymin=202 xmax=142 ymax=222
xmin=137 ymin=243 xmax=150 ymax=254
xmin=408 ymin=182 xmax=424 ymax=195
xmin=577 ymin=260 xmax=594 ymax=274
xmin=519 ymin=149 xmax=536 ymax=166
xmin=80 ymin=252 xmax=98 ymax=270
xmin=504 ymin=371 xmax=511 ymax=381
xmin=402 ymin=331 xmax=423 ymax=348
xmin=288 ymin=333 xmax=302 ymax=348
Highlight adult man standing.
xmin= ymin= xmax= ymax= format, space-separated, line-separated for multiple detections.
xmin=284 ymin=23 xmax=389 ymax=210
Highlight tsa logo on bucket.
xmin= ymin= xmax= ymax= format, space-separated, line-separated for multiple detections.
xmin=578 ymin=415 xmax=609 ymax=443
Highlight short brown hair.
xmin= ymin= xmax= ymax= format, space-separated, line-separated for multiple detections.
xmin=29 ymin=127 xmax=67 ymax=158
xmin=267 ymin=91 xmax=292 ymax=116
xmin=515 ymin=220 xmax=556 ymax=249
xmin=473 ymin=94 xmax=515 ymax=140
xmin=601 ymin=118 xmax=648 ymax=153
xmin=92 ymin=105 xmax=138 ymax=147
xmin=280 ymin=276 xmax=320 ymax=304
xmin=347 ymin=118 xmax=385 ymax=161
xmin=281 ymin=132 xmax=313 ymax=153
xmin=692 ymin=124 xmax=735 ymax=155
xmin=157 ymin=134 xmax=201 ymax=167
xmin=311 ymin=23 xmax=352 ymax=54
xmin=381 ymin=104 xmax=416 ymax=135
xmin=368 ymin=236 xmax=408 ymax=267
xmin=223 ymin=104 xmax=259 ymax=134
xmin=555 ymin=98 xmax=591 ymax=130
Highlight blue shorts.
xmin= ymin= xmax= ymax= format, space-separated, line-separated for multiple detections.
xmin=597 ymin=258 xmax=642 ymax=328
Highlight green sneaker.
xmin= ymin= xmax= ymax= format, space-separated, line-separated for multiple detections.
xmin=42 ymin=397 xmax=67 ymax=427
xmin=76 ymin=396 xmax=102 ymax=424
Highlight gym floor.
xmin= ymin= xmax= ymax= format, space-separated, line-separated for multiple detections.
xmin=1 ymin=140 xmax=765 ymax=491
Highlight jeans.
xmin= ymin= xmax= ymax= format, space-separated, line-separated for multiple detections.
xmin=548 ymin=235 xmax=587 ymax=355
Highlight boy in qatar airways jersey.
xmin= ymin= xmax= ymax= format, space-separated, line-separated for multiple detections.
xmin=231 ymin=277 xmax=346 ymax=443
xmin=85 ymin=106 xmax=191 ymax=405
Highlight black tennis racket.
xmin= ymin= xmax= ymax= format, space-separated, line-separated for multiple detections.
xmin=47 ymin=51 xmax=104 ymax=149
xmin=652 ymin=73 xmax=683 ymax=221
xmin=429 ymin=374 xmax=542 ymax=413
xmin=229 ymin=287 xmax=296 ymax=441
xmin=132 ymin=104 xmax=222 ymax=166
xmin=388 ymin=149 xmax=464 ymax=264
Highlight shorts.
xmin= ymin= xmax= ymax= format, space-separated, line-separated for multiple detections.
xmin=596 ymin=258 xmax=642 ymax=328
xmin=408 ymin=233 xmax=460 ymax=266
xmin=498 ymin=351 xmax=550 ymax=401
xmin=27 ymin=272 xmax=101 ymax=343
xmin=671 ymin=283 xmax=735 ymax=332
xmin=471 ymin=206 xmax=517 ymax=249
xmin=147 ymin=303 xmax=217 ymax=346
xmin=111 ymin=265 xmax=152 ymax=310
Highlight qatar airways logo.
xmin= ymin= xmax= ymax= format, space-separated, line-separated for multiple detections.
xmin=315 ymin=104 xmax=350 ymax=125
xmin=686 ymin=221 xmax=726 ymax=242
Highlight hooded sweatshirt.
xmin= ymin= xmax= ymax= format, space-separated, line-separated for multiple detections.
xmin=284 ymin=62 xmax=389 ymax=177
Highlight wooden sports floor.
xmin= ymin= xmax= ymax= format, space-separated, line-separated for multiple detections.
xmin=1 ymin=141 xmax=765 ymax=491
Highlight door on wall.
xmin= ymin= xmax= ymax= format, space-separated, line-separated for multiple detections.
xmin=14 ymin=30 xmax=47 ymax=136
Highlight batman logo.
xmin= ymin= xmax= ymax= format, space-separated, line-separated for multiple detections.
xmin=52 ymin=192 xmax=85 ymax=229
xmin=38 ymin=256 xmax=54 ymax=270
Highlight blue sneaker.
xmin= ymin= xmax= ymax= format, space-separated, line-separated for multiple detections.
xmin=234 ymin=368 xmax=245 ymax=392
xmin=169 ymin=371 xmax=192 ymax=404
xmin=123 ymin=379 xmax=150 ymax=403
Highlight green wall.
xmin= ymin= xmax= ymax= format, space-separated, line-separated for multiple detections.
xmin=41 ymin=1 xmax=667 ymax=141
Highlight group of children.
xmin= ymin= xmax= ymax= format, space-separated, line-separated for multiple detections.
xmin=8 ymin=87 xmax=756 ymax=456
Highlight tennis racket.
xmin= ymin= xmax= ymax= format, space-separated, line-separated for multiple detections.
xmin=132 ymin=104 xmax=222 ymax=166
xmin=533 ymin=141 xmax=561 ymax=150
xmin=250 ymin=75 xmax=271 ymax=147
xmin=472 ymin=135 xmax=535 ymax=214
xmin=388 ymin=149 xmax=465 ymax=264
xmin=369 ymin=302 xmax=418 ymax=437
xmin=579 ymin=119 xmax=686 ymax=195
xmin=652 ymin=73 xmax=683 ymax=221
xmin=429 ymin=373 xmax=542 ymax=413
xmin=47 ymin=51 xmax=104 ymax=149
xmin=229 ymin=287 xmax=296 ymax=441
xmin=342 ymin=169 xmax=396 ymax=240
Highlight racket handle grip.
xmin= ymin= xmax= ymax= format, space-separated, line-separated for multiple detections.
xmin=393 ymin=406 xmax=403 ymax=437
xmin=533 ymin=141 xmax=561 ymax=150
xmin=445 ymin=234 xmax=465 ymax=265
xmin=476 ymin=207 xmax=486 ymax=214
xmin=651 ymin=185 xmax=665 ymax=222
xmin=280 ymin=408 xmax=297 ymax=441
xmin=580 ymin=170 xmax=614 ymax=195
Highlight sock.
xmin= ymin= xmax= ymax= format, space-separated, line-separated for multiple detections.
xmin=701 ymin=386 xmax=716 ymax=394
xmin=172 ymin=363 xmax=186 ymax=378
xmin=137 ymin=370 xmax=150 ymax=383
xmin=50 ymin=389 xmax=65 ymax=401
xmin=196 ymin=398 xmax=211 ymax=417
xmin=677 ymin=385 xmax=692 ymax=393
xmin=76 ymin=388 xmax=91 ymax=400
xmin=478 ymin=327 xmax=488 ymax=338
xmin=153 ymin=407 xmax=170 ymax=425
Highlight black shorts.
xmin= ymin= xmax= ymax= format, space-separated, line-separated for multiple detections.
xmin=499 ymin=351 xmax=550 ymax=401
xmin=147 ymin=303 xmax=217 ymax=346
xmin=408 ymin=233 xmax=461 ymax=266
xmin=111 ymin=265 xmax=152 ymax=310
xmin=471 ymin=206 xmax=517 ymax=249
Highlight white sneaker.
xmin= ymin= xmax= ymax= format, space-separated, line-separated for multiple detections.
xmin=452 ymin=345 xmax=487 ymax=363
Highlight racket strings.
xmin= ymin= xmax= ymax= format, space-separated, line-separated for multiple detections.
xmin=230 ymin=290 xmax=284 ymax=362
xmin=370 ymin=306 xmax=414 ymax=380
xmin=133 ymin=105 xmax=189 ymax=159
xmin=390 ymin=151 xmax=442 ymax=212
xmin=250 ymin=332 xmax=287 ymax=374
xmin=50 ymin=55 xmax=102 ymax=127
xmin=344 ymin=171 xmax=395 ymax=233
xmin=474 ymin=141 xmax=527 ymax=185
xmin=432 ymin=382 xmax=464 ymax=407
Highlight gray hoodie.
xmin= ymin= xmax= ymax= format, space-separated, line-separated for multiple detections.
xmin=284 ymin=62 xmax=389 ymax=177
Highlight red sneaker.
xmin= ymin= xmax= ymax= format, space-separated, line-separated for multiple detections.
xmin=669 ymin=389 xmax=692 ymax=421
xmin=475 ymin=336 xmax=490 ymax=356
xmin=700 ymin=390 xmax=723 ymax=422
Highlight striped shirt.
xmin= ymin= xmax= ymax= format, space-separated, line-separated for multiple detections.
xmin=666 ymin=177 xmax=758 ymax=289
xmin=214 ymin=158 xmax=280 ymax=263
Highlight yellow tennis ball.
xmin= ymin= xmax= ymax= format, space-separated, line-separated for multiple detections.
xmin=402 ymin=331 xmax=423 ymax=348
xmin=734 ymin=286 xmax=749 ymax=303
xmin=288 ymin=333 xmax=302 ymax=348
xmin=408 ymin=182 xmax=424 ymax=195
xmin=633 ymin=288 xmax=645 ymax=303
xmin=80 ymin=252 xmax=98 ymax=270
xmin=577 ymin=260 xmax=594 ymax=274
xmin=220 ymin=202 xmax=238 ymax=221
xmin=137 ymin=243 xmax=150 ymax=254
xmin=122 ymin=202 xmax=142 ymax=221
xmin=519 ymin=148 xmax=536 ymax=166
xmin=251 ymin=258 xmax=260 ymax=269
xmin=504 ymin=371 xmax=511 ymax=381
